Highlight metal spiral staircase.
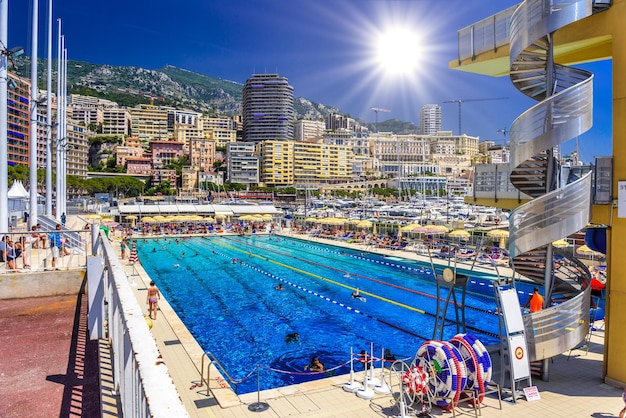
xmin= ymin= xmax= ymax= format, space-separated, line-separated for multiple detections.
xmin=507 ymin=0 xmax=611 ymax=363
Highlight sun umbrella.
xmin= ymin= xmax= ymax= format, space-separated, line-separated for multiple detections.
xmin=203 ymin=217 xmax=215 ymax=222
xmin=552 ymin=239 xmax=570 ymax=248
xmin=356 ymin=220 xmax=373 ymax=228
xmin=85 ymin=214 xmax=101 ymax=220
xmin=448 ymin=229 xmax=470 ymax=238
xmin=125 ymin=215 xmax=138 ymax=220
xmin=142 ymin=216 xmax=156 ymax=223
xmin=576 ymin=245 xmax=603 ymax=255
xmin=487 ymin=229 xmax=509 ymax=238
xmin=261 ymin=214 xmax=273 ymax=220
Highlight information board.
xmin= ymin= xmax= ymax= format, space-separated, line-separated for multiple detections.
xmin=509 ymin=334 xmax=531 ymax=380
xmin=499 ymin=288 xmax=525 ymax=333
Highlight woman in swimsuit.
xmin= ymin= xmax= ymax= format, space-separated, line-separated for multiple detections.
xmin=146 ymin=281 xmax=161 ymax=320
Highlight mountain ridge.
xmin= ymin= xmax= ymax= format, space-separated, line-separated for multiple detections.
xmin=13 ymin=57 xmax=419 ymax=133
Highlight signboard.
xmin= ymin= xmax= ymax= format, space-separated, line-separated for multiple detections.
xmin=619 ymin=181 xmax=626 ymax=218
xmin=499 ymin=288 xmax=525 ymax=333
xmin=509 ymin=334 xmax=531 ymax=380
xmin=523 ymin=386 xmax=541 ymax=401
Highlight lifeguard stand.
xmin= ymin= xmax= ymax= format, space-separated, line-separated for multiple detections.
xmin=432 ymin=267 xmax=469 ymax=340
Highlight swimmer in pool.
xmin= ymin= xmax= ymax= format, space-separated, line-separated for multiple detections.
xmin=285 ymin=332 xmax=299 ymax=343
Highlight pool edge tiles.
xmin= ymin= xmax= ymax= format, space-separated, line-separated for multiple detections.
xmin=127 ymin=258 xmax=243 ymax=410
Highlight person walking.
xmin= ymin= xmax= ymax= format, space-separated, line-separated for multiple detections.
xmin=524 ymin=287 xmax=544 ymax=313
xmin=146 ymin=281 xmax=160 ymax=320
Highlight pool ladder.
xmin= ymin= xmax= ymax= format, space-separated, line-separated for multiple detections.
xmin=200 ymin=351 xmax=240 ymax=395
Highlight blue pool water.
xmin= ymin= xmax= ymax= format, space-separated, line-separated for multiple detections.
xmin=135 ymin=235 xmax=525 ymax=394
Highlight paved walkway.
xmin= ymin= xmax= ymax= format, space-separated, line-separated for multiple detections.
xmin=120 ymin=232 xmax=625 ymax=418
xmin=0 ymin=293 xmax=101 ymax=418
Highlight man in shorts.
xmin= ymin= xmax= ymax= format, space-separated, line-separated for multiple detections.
xmin=48 ymin=224 xmax=62 ymax=270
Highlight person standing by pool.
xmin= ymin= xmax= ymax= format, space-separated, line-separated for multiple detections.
xmin=524 ymin=287 xmax=544 ymax=313
xmin=120 ymin=239 xmax=128 ymax=260
xmin=146 ymin=281 xmax=160 ymax=320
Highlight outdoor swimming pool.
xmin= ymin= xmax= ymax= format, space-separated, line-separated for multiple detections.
xmin=135 ymin=235 xmax=521 ymax=394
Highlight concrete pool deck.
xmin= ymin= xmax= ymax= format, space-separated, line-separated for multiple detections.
xmin=121 ymin=232 xmax=625 ymax=418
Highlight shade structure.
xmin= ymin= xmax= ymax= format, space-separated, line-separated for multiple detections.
xmin=203 ymin=217 xmax=215 ymax=222
xmin=85 ymin=214 xmax=101 ymax=220
xmin=304 ymin=217 xmax=318 ymax=223
xmin=125 ymin=215 xmax=138 ymax=220
xmin=400 ymin=223 xmax=422 ymax=233
xmin=420 ymin=225 xmax=448 ymax=235
xmin=576 ymin=245 xmax=603 ymax=255
xmin=552 ymin=239 xmax=570 ymax=248
xmin=487 ymin=229 xmax=509 ymax=238
xmin=448 ymin=229 xmax=470 ymax=238
xmin=142 ymin=216 xmax=156 ymax=223
xmin=356 ymin=220 xmax=373 ymax=228
xmin=261 ymin=214 xmax=273 ymax=220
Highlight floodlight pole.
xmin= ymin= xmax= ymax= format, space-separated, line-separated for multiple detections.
xmin=29 ymin=0 xmax=39 ymax=228
xmin=0 ymin=0 xmax=9 ymax=234
xmin=55 ymin=19 xmax=61 ymax=219
xmin=45 ymin=0 xmax=53 ymax=216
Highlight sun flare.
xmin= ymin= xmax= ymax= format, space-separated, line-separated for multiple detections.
xmin=375 ymin=28 xmax=423 ymax=76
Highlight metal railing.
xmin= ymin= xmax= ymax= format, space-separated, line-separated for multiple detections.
xmin=0 ymin=228 xmax=90 ymax=273
xmin=89 ymin=230 xmax=188 ymax=417
xmin=456 ymin=4 xmax=519 ymax=62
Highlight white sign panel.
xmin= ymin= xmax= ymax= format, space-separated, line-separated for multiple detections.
xmin=523 ymin=386 xmax=541 ymax=401
xmin=619 ymin=181 xmax=626 ymax=218
xmin=499 ymin=288 xmax=525 ymax=334
xmin=509 ymin=334 xmax=531 ymax=380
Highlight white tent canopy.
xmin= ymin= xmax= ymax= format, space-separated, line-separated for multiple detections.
xmin=8 ymin=180 xmax=29 ymax=199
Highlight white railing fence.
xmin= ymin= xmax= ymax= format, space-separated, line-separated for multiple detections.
xmin=87 ymin=229 xmax=188 ymax=417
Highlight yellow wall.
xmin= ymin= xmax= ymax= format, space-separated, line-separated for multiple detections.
xmin=605 ymin=0 xmax=626 ymax=387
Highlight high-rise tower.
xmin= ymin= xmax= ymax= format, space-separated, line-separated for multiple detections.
xmin=242 ymin=74 xmax=294 ymax=143
xmin=419 ymin=104 xmax=442 ymax=135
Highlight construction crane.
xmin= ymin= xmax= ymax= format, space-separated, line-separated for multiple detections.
xmin=442 ymin=97 xmax=508 ymax=135
xmin=370 ymin=107 xmax=390 ymax=132
xmin=496 ymin=127 xmax=509 ymax=145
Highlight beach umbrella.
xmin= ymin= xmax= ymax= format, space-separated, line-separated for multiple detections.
xmin=85 ymin=214 xmax=101 ymax=220
xmin=448 ymin=229 xmax=470 ymax=238
xmin=153 ymin=215 xmax=166 ymax=222
xmin=304 ymin=217 xmax=318 ymax=223
xmin=422 ymin=225 xmax=448 ymax=235
xmin=576 ymin=245 xmax=603 ymax=255
xmin=487 ymin=229 xmax=509 ymax=238
xmin=552 ymin=239 xmax=570 ymax=248
xmin=356 ymin=220 xmax=373 ymax=228
xmin=203 ymin=216 xmax=215 ymax=223
xmin=400 ymin=223 xmax=422 ymax=233
xmin=261 ymin=214 xmax=273 ymax=220
xmin=142 ymin=216 xmax=156 ymax=223
xmin=239 ymin=214 xmax=255 ymax=221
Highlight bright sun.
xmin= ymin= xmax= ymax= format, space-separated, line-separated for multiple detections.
xmin=375 ymin=28 xmax=423 ymax=76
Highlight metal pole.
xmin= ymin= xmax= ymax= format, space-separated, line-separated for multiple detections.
xmin=54 ymin=18 xmax=61 ymax=219
xmin=45 ymin=0 xmax=53 ymax=216
xmin=60 ymin=44 xmax=66 ymax=217
xmin=247 ymin=364 xmax=269 ymax=412
xmin=29 ymin=0 xmax=39 ymax=228
xmin=0 ymin=0 xmax=9 ymax=234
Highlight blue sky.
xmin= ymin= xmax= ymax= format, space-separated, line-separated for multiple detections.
xmin=8 ymin=0 xmax=612 ymax=163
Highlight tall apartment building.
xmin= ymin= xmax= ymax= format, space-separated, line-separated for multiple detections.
xmin=371 ymin=133 xmax=431 ymax=178
xmin=201 ymin=115 xmax=237 ymax=147
xmin=7 ymin=73 xmax=30 ymax=166
xmin=258 ymin=140 xmax=295 ymax=186
xmin=188 ymin=139 xmax=216 ymax=175
xmin=102 ymin=107 xmax=130 ymax=136
xmin=150 ymin=140 xmax=185 ymax=169
xmin=294 ymin=119 xmax=325 ymax=141
xmin=293 ymin=142 xmax=353 ymax=184
xmin=242 ymin=74 xmax=294 ymax=143
xmin=226 ymin=142 xmax=259 ymax=185
xmin=128 ymin=105 xmax=169 ymax=147
xmin=324 ymin=113 xmax=362 ymax=132
xmin=419 ymin=104 xmax=442 ymax=135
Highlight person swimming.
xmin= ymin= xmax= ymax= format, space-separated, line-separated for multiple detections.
xmin=275 ymin=283 xmax=284 ymax=291
xmin=173 ymin=263 xmax=180 ymax=268
xmin=285 ymin=332 xmax=299 ymax=343
xmin=304 ymin=356 xmax=324 ymax=372
xmin=351 ymin=288 xmax=366 ymax=301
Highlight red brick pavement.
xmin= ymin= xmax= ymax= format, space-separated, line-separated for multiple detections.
xmin=0 ymin=291 xmax=101 ymax=417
